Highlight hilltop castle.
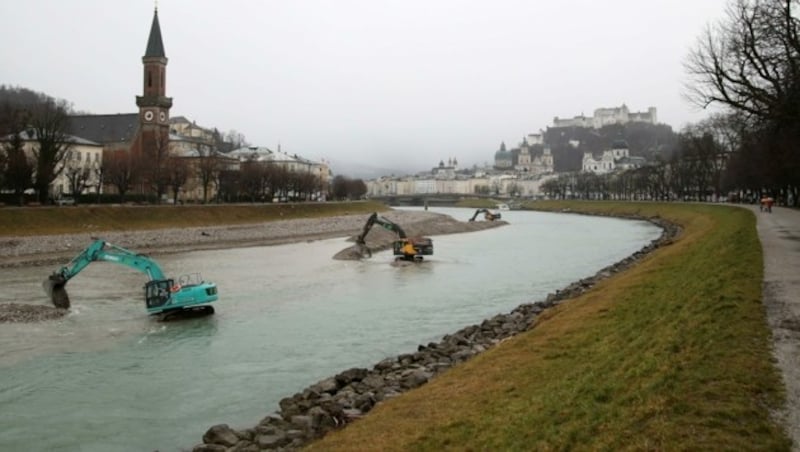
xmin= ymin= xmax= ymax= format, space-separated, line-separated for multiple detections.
xmin=552 ymin=104 xmax=657 ymax=129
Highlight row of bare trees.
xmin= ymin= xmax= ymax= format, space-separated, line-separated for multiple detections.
xmin=331 ymin=175 xmax=367 ymax=200
xmin=100 ymin=149 xmax=327 ymax=204
xmin=216 ymin=161 xmax=325 ymax=203
xmin=684 ymin=0 xmax=800 ymax=205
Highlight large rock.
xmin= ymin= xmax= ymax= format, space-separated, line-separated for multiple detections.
xmin=202 ymin=424 xmax=240 ymax=447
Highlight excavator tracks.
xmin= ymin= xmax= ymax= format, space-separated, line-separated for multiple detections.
xmin=157 ymin=305 xmax=215 ymax=322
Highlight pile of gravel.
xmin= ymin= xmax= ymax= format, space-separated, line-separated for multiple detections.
xmin=0 ymin=303 xmax=67 ymax=323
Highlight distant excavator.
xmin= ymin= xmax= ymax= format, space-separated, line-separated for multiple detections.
xmin=355 ymin=213 xmax=433 ymax=261
xmin=43 ymin=239 xmax=218 ymax=320
xmin=468 ymin=208 xmax=502 ymax=222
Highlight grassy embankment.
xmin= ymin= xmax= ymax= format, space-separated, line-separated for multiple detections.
xmin=307 ymin=201 xmax=791 ymax=451
xmin=0 ymin=201 xmax=388 ymax=236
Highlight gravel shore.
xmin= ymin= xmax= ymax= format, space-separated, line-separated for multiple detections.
xmin=0 ymin=210 xmax=501 ymax=269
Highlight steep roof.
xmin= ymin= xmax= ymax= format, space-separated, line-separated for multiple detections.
xmin=68 ymin=114 xmax=139 ymax=144
xmin=144 ymin=9 xmax=166 ymax=58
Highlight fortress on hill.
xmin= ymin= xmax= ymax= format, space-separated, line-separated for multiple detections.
xmin=552 ymin=104 xmax=657 ymax=129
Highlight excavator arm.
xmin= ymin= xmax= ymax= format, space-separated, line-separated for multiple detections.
xmin=44 ymin=239 xmax=218 ymax=318
xmin=356 ymin=213 xmax=407 ymax=244
xmin=468 ymin=208 xmax=501 ymax=222
xmin=50 ymin=240 xmax=166 ymax=284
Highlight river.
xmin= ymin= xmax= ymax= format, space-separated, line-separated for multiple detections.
xmin=0 ymin=207 xmax=662 ymax=451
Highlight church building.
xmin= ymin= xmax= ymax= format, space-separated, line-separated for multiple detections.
xmin=67 ymin=8 xmax=174 ymax=193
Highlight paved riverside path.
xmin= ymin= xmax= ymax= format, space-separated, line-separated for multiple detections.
xmin=749 ymin=204 xmax=800 ymax=449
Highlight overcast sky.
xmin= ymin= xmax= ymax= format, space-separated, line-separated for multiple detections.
xmin=1 ymin=0 xmax=730 ymax=176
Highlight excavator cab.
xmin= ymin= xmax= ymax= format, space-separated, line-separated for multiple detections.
xmin=145 ymin=279 xmax=174 ymax=309
xmin=392 ymin=237 xmax=433 ymax=261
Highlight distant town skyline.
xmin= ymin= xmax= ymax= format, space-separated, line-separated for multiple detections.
xmin=0 ymin=0 xmax=730 ymax=176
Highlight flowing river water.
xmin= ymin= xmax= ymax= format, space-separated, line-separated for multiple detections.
xmin=0 ymin=207 xmax=662 ymax=451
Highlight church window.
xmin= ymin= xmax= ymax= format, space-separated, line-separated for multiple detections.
xmin=148 ymin=71 xmax=152 ymax=88
xmin=76 ymin=151 xmax=82 ymax=161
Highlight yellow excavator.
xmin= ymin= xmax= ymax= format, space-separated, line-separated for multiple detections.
xmin=468 ymin=208 xmax=502 ymax=222
xmin=355 ymin=213 xmax=433 ymax=261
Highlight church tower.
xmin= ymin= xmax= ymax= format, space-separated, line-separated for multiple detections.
xmin=135 ymin=8 xmax=172 ymax=157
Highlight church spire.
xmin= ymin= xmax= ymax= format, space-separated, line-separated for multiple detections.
xmin=144 ymin=8 xmax=166 ymax=58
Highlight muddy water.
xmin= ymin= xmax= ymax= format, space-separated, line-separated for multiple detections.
xmin=0 ymin=207 xmax=661 ymax=452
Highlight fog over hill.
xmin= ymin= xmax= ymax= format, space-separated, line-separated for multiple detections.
xmin=327 ymin=159 xmax=416 ymax=180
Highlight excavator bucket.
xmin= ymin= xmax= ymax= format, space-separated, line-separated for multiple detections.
xmin=43 ymin=274 xmax=70 ymax=309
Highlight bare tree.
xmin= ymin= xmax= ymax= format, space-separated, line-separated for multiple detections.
xmin=685 ymin=0 xmax=800 ymax=123
xmin=265 ymin=164 xmax=290 ymax=202
xmin=685 ymin=0 xmax=800 ymax=204
xmin=240 ymin=160 xmax=267 ymax=202
xmin=29 ymin=98 xmax=73 ymax=203
xmin=167 ymin=157 xmax=190 ymax=204
xmin=295 ymin=172 xmax=319 ymax=201
xmin=61 ymin=150 xmax=97 ymax=201
xmin=346 ymin=177 xmax=367 ymax=200
xmin=91 ymin=160 xmax=104 ymax=203
xmin=2 ymin=132 xmax=33 ymax=205
xmin=141 ymin=132 xmax=171 ymax=203
xmin=0 ymin=85 xmax=36 ymax=136
xmin=216 ymin=169 xmax=240 ymax=202
xmin=196 ymin=149 xmax=222 ymax=203
xmin=331 ymin=175 xmax=349 ymax=200
xmin=103 ymin=151 xmax=138 ymax=202
xmin=0 ymin=141 xmax=5 ymax=190
xmin=63 ymin=162 xmax=91 ymax=200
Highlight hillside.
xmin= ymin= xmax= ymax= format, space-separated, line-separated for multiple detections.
xmin=543 ymin=122 xmax=679 ymax=172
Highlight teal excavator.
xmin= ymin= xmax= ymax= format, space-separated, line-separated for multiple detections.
xmin=44 ymin=239 xmax=218 ymax=320
xmin=356 ymin=213 xmax=433 ymax=261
